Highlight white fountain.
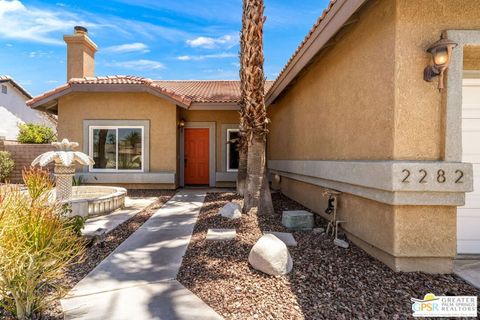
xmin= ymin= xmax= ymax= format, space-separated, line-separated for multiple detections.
xmin=32 ymin=139 xmax=126 ymax=217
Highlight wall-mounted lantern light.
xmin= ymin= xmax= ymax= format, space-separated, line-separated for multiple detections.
xmin=178 ymin=119 xmax=185 ymax=128
xmin=424 ymin=33 xmax=458 ymax=91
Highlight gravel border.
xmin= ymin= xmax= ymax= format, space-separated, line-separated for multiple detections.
xmin=177 ymin=192 xmax=480 ymax=319
xmin=0 ymin=189 xmax=175 ymax=320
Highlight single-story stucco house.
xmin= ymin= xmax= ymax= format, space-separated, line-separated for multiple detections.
xmin=29 ymin=0 xmax=480 ymax=274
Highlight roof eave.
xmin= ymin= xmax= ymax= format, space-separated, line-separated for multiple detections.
xmin=0 ymin=78 xmax=33 ymax=99
xmin=28 ymin=83 xmax=192 ymax=111
xmin=265 ymin=0 xmax=368 ymax=106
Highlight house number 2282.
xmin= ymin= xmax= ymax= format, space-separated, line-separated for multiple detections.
xmin=401 ymin=169 xmax=464 ymax=184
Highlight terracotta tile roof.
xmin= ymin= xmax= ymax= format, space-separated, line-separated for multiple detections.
xmin=0 ymin=75 xmax=33 ymax=99
xmin=154 ymin=80 xmax=274 ymax=104
xmin=27 ymin=76 xmax=192 ymax=108
xmin=28 ymin=76 xmax=275 ymax=108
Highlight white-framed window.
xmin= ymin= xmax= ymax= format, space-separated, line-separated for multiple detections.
xmin=88 ymin=126 xmax=144 ymax=172
xmin=1 ymin=85 xmax=7 ymax=94
xmin=226 ymin=128 xmax=240 ymax=172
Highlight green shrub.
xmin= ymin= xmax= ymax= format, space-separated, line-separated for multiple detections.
xmin=0 ymin=151 xmax=14 ymax=182
xmin=17 ymin=123 xmax=57 ymax=144
xmin=72 ymin=175 xmax=85 ymax=186
xmin=0 ymin=168 xmax=85 ymax=319
xmin=66 ymin=215 xmax=87 ymax=236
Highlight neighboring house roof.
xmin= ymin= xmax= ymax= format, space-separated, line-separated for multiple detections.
xmin=265 ymin=0 xmax=368 ymax=105
xmin=0 ymin=75 xmax=33 ymax=99
xmin=28 ymin=76 xmax=274 ymax=112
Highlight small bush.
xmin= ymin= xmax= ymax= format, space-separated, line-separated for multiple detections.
xmin=17 ymin=123 xmax=57 ymax=144
xmin=0 ymin=168 xmax=85 ymax=319
xmin=66 ymin=215 xmax=87 ymax=236
xmin=0 ymin=151 xmax=14 ymax=182
xmin=72 ymin=175 xmax=85 ymax=186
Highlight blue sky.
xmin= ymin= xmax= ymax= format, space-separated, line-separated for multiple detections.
xmin=0 ymin=0 xmax=330 ymax=96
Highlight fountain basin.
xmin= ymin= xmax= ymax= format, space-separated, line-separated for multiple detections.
xmin=67 ymin=186 xmax=127 ymax=217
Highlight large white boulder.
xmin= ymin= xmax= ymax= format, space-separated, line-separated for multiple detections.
xmin=248 ymin=234 xmax=293 ymax=276
xmin=219 ymin=202 xmax=242 ymax=220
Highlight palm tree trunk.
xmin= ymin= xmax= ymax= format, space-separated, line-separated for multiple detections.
xmin=236 ymin=140 xmax=248 ymax=196
xmin=236 ymin=0 xmax=248 ymax=197
xmin=240 ymin=0 xmax=273 ymax=215
xmin=244 ymin=134 xmax=273 ymax=214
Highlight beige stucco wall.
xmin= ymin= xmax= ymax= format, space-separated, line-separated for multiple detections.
xmin=393 ymin=0 xmax=480 ymax=159
xmin=178 ymin=109 xmax=239 ymax=171
xmin=280 ymin=176 xmax=456 ymax=273
xmin=57 ymin=92 xmax=178 ymax=172
xmin=464 ymin=46 xmax=480 ymax=71
xmin=267 ymin=0 xmax=478 ymax=273
xmin=268 ymin=0 xmax=480 ymax=162
xmin=268 ymin=0 xmax=397 ymax=161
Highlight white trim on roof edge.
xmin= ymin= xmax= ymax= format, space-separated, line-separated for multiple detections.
xmin=265 ymin=0 xmax=368 ymax=106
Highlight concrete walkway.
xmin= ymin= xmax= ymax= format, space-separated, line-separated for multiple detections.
xmin=454 ymin=259 xmax=480 ymax=290
xmin=82 ymin=196 xmax=158 ymax=237
xmin=62 ymin=190 xmax=222 ymax=320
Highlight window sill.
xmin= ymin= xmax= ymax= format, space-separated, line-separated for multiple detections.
xmin=78 ymin=172 xmax=175 ymax=184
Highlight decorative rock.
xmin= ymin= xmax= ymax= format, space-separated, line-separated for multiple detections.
xmin=313 ymin=227 xmax=325 ymax=234
xmin=334 ymin=238 xmax=349 ymax=248
xmin=282 ymin=210 xmax=314 ymax=230
xmin=263 ymin=231 xmax=297 ymax=247
xmin=248 ymin=234 xmax=293 ymax=276
xmin=219 ymin=202 xmax=242 ymax=220
xmin=206 ymin=228 xmax=236 ymax=241
xmin=84 ymin=227 xmax=106 ymax=247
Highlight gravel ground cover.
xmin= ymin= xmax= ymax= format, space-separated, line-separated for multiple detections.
xmin=0 ymin=189 xmax=175 ymax=320
xmin=177 ymin=192 xmax=480 ymax=320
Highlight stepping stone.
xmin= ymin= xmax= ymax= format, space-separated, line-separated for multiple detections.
xmin=206 ymin=228 xmax=236 ymax=241
xmin=282 ymin=210 xmax=314 ymax=230
xmin=263 ymin=231 xmax=297 ymax=247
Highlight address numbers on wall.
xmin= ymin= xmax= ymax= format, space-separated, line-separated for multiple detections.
xmin=401 ymin=168 xmax=464 ymax=184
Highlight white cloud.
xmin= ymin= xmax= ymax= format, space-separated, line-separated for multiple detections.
xmin=105 ymin=59 xmax=165 ymax=70
xmin=103 ymin=42 xmax=150 ymax=54
xmin=28 ymin=50 xmax=54 ymax=58
xmin=0 ymin=0 xmax=91 ymax=45
xmin=177 ymin=52 xmax=237 ymax=61
xmin=186 ymin=35 xmax=237 ymax=49
xmin=0 ymin=1 xmax=195 ymax=49
xmin=46 ymin=80 xmax=59 ymax=83
xmin=5 ymin=43 xmax=13 ymax=47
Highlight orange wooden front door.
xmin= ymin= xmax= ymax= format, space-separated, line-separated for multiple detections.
xmin=184 ymin=128 xmax=209 ymax=185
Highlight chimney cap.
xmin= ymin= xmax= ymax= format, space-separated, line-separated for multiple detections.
xmin=74 ymin=26 xmax=88 ymax=34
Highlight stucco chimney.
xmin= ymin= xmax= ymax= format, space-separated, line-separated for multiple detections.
xmin=63 ymin=26 xmax=98 ymax=80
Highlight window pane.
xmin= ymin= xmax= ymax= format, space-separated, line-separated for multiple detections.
xmin=118 ymin=128 xmax=142 ymax=170
xmin=228 ymin=130 xmax=239 ymax=170
xmin=93 ymin=129 xmax=117 ymax=169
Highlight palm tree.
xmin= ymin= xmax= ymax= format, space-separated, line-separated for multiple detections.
xmin=240 ymin=0 xmax=274 ymax=214
xmin=236 ymin=0 xmax=248 ymax=196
